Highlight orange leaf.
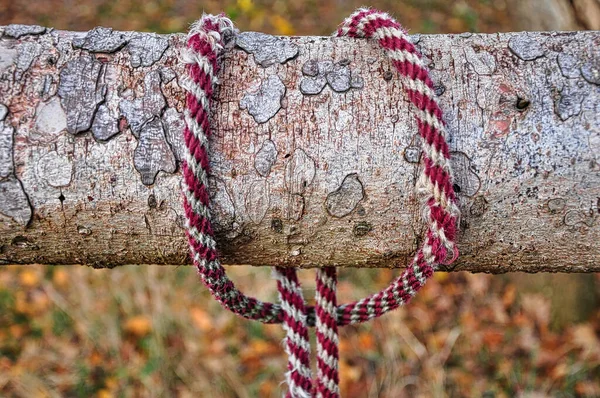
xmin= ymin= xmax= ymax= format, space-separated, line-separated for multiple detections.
xmin=248 ymin=339 xmax=277 ymax=356
xmin=343 ymin=361 xmax=361 ymax=381
xmin=97 ymin=389 xmax=113 ymax=398
xmin=190 ymin=307 xmax=213 ymax=332
xmin=20 ymin=269 xmax=39 ymax=288
xmin=9 ymin=324 xmax=25 ymax=339
xmin=90 ymin=350 xmax=103 ymax=366
xmin=52 ymin=269 xmax=69 ymax=288
xmin=576 ymin=381 xmax=600 ymax=396
xmin=502 ymin=285 xmax=516 ymax=308
xmin=259 ymin=380 xmax=275 ymax=396
xmin=358 ymin=333 xmax=375 ymax=351
xmin=124 ymin=316 xmax=152 ymax=337
xmin=482 ymin=329 xmax=504 ymax=349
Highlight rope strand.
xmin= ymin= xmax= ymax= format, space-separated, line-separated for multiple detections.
xmin=274 ymin=267 xmax=313 ymax=397
xmin=315 ymin=267 xmax=339 ymax=398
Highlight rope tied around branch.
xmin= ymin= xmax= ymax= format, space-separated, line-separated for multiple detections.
xmin=181 ymin=8 xmax=460 ymax=397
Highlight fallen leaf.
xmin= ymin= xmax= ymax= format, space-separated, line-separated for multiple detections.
xmin=503 ymin=284 xmax=516 ymax=308
xmin=97 ymin=389 xmax=113 ymax=398
xmin=358 ymin=333 xmax=375 ymax=351
xmin=575 ymin=380 xmax=600 ymax=396
xmin=9 ymin=324 xmax=25 ymax=339
xmin=124 ymin=316 xmax=152 ymax=337
xmin=339 ymin=359 xmax=362 ymax=393
xmin=466 ymin=274 xmax=490 ymax=297
xmin=482 ymin=329 xmax=504 ymax=350
xmin=52 ymin=269 xmax=69 ymax=288
xmin=572 ymin=324 xmax=600 ymax=358
xmin=20 ymin=269 xmax=39 ymax=288
xmin=551 ymin=362 xmax=567 ymax=380
xmin=90 ymin=350 xmax=103 ymax=366
xmin=521 ymin=294 xmax=550 ymax=329
xmin=190 ymin=307 xmax=213 ymax=332
xmin=259 ymin=380 xmax=275 ymax=396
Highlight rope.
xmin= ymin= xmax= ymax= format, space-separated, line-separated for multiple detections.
xmin=274 ymin=267 xmax=313 ymax=397
xmin=315 ymin=267 xmax=339 ymax=398
xmin=181 ymin=9 xmax=460 ymax=397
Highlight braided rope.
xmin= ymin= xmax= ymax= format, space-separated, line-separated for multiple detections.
xmin=181 ymin=15 xmax=281 ymax=325
xmin=334 ymin=8 xmax=460 ymax=326
xmin=315 ymin=267 xmax=339 ymax=398
xmin=181 ymin=9 xmax=460 ymax=397
xmin=273 ymin=267 xmax=313 ymax=397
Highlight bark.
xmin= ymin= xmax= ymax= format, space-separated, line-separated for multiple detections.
xmin=500 ymin=0 xmax=600 ymax=320
xmin=0 ymin=26 xmax=599 ymax=272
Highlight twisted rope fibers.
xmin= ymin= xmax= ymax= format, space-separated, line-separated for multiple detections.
xmin=181 ymin=8 xmax=460 ymax=397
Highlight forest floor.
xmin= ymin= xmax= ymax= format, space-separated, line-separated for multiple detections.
xmin=1 ymin=266 xmax=599 ymax=397
xmin=1 ymin=0 xmax=599 ymax=397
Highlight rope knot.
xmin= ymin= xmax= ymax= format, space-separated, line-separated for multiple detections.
xmin=189 ymin=13 xmax=237 ymax=50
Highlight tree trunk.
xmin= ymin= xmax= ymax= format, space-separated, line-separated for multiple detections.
xmin=573 ymin=0 xmax=600 ymax=30
xmin=0 ymin=26 xmax=599 ymax=271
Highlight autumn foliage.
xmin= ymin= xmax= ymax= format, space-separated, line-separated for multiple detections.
xmin=1 ymin=266 xmax=599 ymax=397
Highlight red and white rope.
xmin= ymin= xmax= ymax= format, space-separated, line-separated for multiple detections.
xmin=181 ymin=9 xmax=460 ymax=397
xmin=315 ymin=267 xmax=339 ymax=398
xmin=274 ymin=267 xmax=313 ymax=397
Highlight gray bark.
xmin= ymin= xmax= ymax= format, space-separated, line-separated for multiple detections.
xmin=0 ymin=26 xmax=599 ymax=272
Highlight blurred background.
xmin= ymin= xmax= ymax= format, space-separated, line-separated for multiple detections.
xmin=1 ymin=0 xmax=600 ymax=397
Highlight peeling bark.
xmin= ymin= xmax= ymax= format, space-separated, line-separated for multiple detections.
xmin=0 ymin=25 xmax=599 ymax=272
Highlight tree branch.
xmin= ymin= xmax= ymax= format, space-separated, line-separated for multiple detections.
xmin=0 ymin=26 xmax=599 ymax=272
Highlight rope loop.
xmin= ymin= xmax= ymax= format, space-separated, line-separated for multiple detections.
xmin=181 ymin=8 xmax=460 ymax=397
